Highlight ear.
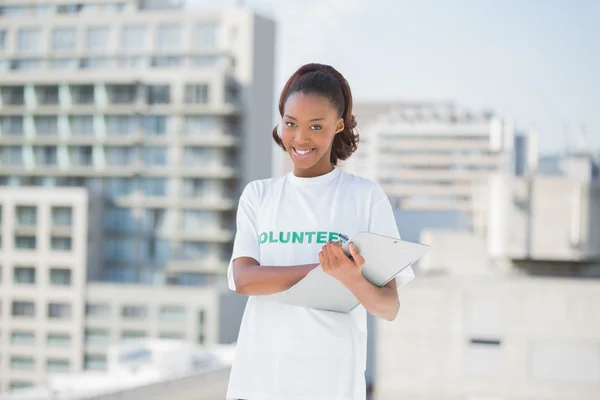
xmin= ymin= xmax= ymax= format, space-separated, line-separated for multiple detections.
xmin=334 ymin=119 xmax=344 ymax=134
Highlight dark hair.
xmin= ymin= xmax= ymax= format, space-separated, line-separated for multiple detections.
xmin=272 ymin=63 xmax=359 ymax=165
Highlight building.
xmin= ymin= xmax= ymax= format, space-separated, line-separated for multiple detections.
xmin=0 ymin=339 xmax=234 ymax=400
xmin=373 ymin=169 xmax=600 ymax=399
xmin=0 ymin=0 xmax=276 ymax=285
xmin=0 ymin=187 xmax=246 ymax=393
xmin=341 ymin=102 xmax=533 ymax=223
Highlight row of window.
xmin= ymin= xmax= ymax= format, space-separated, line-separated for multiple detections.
xmin=0 ymin=265 xmax=72 ymax=286
xmin=0 ymin=23 xmax=218 ymax=53
xmin=0 ymin=177 xmax=234 ymax=200
xmin=1 ymin=235 xmax=72 ymax=251
xmin=0 ymin=146 xmax=233 ymax=168
xmin=1 ymin=353 xmax=106 ymax=374
xmin=0 ymin=55 xmax=227 ymax=72
xmin=0 ymin=205 xmax=72 ymax=226
xmin=0 ymin=115 xmax=228 ymax=136
xmin=8 ymin=301 xmax=72 ymax=319
xmin=378 ymin=163 xmax=499 ymax=171
xmin=86 ymin=303 xmax=205 ymax=323
xmin=0 ymin=3 xmax=125 ymax=16
xmin=0 ymin=83 xmax=221 ymax=106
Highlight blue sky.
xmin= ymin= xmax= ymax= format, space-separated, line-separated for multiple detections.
xmin=190 ymin=0 xmax=600 ymax=154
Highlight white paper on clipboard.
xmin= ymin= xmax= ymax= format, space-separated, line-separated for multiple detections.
xmin=265 ymin=232 xmax=430 ymax=313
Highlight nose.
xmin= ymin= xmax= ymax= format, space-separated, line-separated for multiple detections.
xmin=293 ymin=127 xmax=312 ymax=144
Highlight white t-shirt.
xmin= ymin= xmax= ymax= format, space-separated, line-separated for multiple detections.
xmin=226 ymin=167 xmax=414 ymax=400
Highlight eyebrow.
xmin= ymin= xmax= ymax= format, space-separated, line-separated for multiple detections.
xmin=284 ymin=115 xmax=325 ymax=122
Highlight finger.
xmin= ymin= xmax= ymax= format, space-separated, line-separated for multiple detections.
xmin=319 ymin=251 xmax=326 ymax=270
xmin=349 ymin=243 xmax=365 ymax=266
xmin=330 ymin=242 xmax=348 ymax=260
xmin=321 ymin=245 xmax=332 ymax=266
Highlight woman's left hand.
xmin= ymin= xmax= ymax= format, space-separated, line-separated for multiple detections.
xmin=319 ymin=241 xmax=365 ymax=285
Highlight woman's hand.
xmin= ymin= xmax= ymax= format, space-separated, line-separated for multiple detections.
xmin=319 ymin=241 xmax=365 ymax=286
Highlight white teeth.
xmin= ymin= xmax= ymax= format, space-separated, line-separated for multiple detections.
xmin=295 ymin=148 xmax=313 ymax=155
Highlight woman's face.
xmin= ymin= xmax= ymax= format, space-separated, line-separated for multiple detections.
xmin=281 ymin=92 xmax=344 ymax=177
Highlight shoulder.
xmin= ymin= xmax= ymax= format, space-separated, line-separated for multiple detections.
xmin=240 ymin=175 xmax=286 ymax=203
xmin=338 ymin=170 xmax=388 ymax=204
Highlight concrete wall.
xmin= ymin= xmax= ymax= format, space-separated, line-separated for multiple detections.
xmin=375 ymin=275 xmax=600 ymax=400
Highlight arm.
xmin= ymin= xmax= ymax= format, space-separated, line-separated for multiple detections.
xmin=320 ymin=241 xmax=400 ymax=321
xmin=232 ymin=257 xmax=319 ymax=295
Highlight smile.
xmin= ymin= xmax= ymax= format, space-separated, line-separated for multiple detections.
xmin=292 ymin=147 xmax=315 ymax=158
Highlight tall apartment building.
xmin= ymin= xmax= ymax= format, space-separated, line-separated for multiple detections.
xmin=0 ymin=0 xmax=276 ymax=285
xmin=0 ymin=187 xmax=246 ymax=393
xmin=341 ymin=102 xmax=533 ymax=221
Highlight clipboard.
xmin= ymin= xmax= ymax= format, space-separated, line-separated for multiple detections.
xmin=266 ymin=232 xmax=430 ymax=313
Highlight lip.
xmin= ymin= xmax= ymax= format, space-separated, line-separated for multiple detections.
xmin=292 ymin=147 xmax=316 ymax=160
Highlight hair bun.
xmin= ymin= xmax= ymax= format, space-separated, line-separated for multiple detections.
xmin=347 ymin=115 xmax=357 ymax=129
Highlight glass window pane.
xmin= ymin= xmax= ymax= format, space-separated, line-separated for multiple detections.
xmin=50 ymin=268 xmax=72 ymax=285
xmin=86 ymin=27 xmax=110 ymax=51
xmin=156 ymin=24 xmax=181 ymax=50
xmin=48 ymin=303 xmax=72 ymax=319
xmin=144 ymin=116 xmax=167 ymax=135
xmin=18 ymin=28 xmax=42 ymax=52
xmin=52 ymin=27 xmax=77 ymax=51
xmin=47 ymin=333 xmax=71 ymax=347
xmin=14 ymin=266 xmax=36 ymax=284
xmin=122 ymin=25 xmax=146 ymax=52
xmin=194 ymin=23 xmax=218 ymax=48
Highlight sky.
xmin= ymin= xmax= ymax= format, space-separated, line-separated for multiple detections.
xmin=188 ymin=0 xmax=600 ymax=155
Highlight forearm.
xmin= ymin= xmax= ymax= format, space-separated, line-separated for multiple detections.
xmin=233 ymin=263 xmax=318 ymax=295
xmin=343 ymin=275 xmax=400 ymax=321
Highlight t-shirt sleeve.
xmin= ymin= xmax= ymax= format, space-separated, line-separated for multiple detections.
xmin=367 ymin=185 xmax=415 ymax=287
xmin=226 ymin=182 xmax=261 ymax=291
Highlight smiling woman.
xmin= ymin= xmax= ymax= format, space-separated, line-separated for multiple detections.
xmin=272 ymin=63 xmax=359 ymax=177
xmin=225 ymin=63 xmax=415 ymax=400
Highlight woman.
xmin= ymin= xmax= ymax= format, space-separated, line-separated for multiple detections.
xmin=226 ymin=63 xmax=414 ymax=400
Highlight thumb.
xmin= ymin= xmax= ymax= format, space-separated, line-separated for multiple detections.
xmin=349 ymin=243 xmax=365 ymax=266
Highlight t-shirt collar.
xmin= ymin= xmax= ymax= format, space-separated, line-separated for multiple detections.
xmin=286 ymin=167 xmax=342 ymax=186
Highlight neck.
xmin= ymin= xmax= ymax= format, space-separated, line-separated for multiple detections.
xmin=293 ymin=163 xmax=335 ymax=178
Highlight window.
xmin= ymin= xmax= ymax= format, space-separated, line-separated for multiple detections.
xmin=81 ymin=57 xmax=113 ymax=69
xmin=104 ymin=238 xmax=134 ymax=262
xmin=47 ymin=333 xmax=71 ymax=347
xmin=121 ymin=330 xmax=146 ymax=340
xmin=72 ymin=85 xmax=95 ymax=104
xmin=38 ymin=85 xmax=60 ymax=104
xmin=184 ymin=84 xmax=209 ymax=104
xmin=15 ymin=235 xmax=36 ymax=250
xmin=69 ymin=146 xmax=93 ymax=166
xmin=144 ymin=116 xmax=167 ymax=135
xmin=52 ymin=27 xmax=76 ymax=51
xmin=86 ymin=27 xmax=110 ymax=51
xmin=48 ymin=303 xmax=72 ymax=319
xmin=160 ymin=332 xmax=185 ymax=340
xmin=183 ymin=116 xmax=217 ymax=135
xmin=50 ymin=268 xmax=72 ymax=286
xmin=143 ymin=147 xmax=167 ymax=166
xmin=35 ymin=116 xmax=59 ymax=135
xmin=193 ymin=55 xmax=219 ymax=67
xmin=142 ymin=238 xmax=170 ymax=264
xmin=16 ymin=206 xmax=36 ymax=225
xmin=0 ymin=30 xmax=6 ymax=52
xmin=109 ymin=84 xmax=137 ymax=104
xmin=142 ymin=208 xmax=168 ymax=233
xmin=85 ymin=329 xmax=109 ymax=344
xmin=18 ymin=28 xmax=42 ymax=53
xmin=181 ymin=210 xmax=215 ymax=230
xmin=10 ymin=356 xmax=34 ymax=371
xmin=2 ymin=86 xmax=25 ymax=105
xmin=58 ymin=4 xmax=80 ymax=13
xmin=34 ymin=146 xmax=58 ymax=165
xmin=12 ymin=301 xmax=35 ymax=317
xmin=182 ymin=147 xmax=213 ymax=166
xmin=105 ymin=178 xmax=134 ymax=198
xmin=121 ymin=305 xmax=147 ymax=319
xmin=11 ymin=59 xmax=43 ymax=70
xmin=122 ymin=25 xmax=146 ymax=52
xmin=142 ymin=178 xmax=167 ymax=197
xmin=70 ymin=115 xmax=95 ymax=135
xmin=84 ymin=354 xmax=107 ymax=371
xmin=50 ymin=58 xmax=78 ymax=70
xmin=51 ymin=237 xmax=72 ymax=251
xmin=0 ymin=146 xmax=24 ymax=166
xmin=52 ymin=207 xmax=73 ymax=227
xmin=181 ymin=178 xmax=208 ymax=198
xmin=151 ymin=56 xmax=182 ymax=68
xmin=194 ymin=23 xmax=218 ymax=48
xmin=2 ymin=116 xmax=24 ymax=135
xmin=106 ymin=115 xmax=138 ymax=135
xmin=47 ymin=359 xmax=70 ymax=373
xmin=175 ymin=241 xmax=208 ymax=260
xmin=9 ymin=381 xmax=33 ymax=391
xmin=105 ymin=147 xmax=133 ymax=166
xmin=159 ymin=306 xmax=186 ymax=322
xmin=14 ymin=266 xmax=35 ymax=284
xmin=11 ymin=331 xmax=35 ymax=345
xmin=105 ymin=207 xmax=136 ymax=232
xmin=86 ymin=303 xmax=110 ymax=317
xmin=147 ymin=85 xmax=170 ymax=104
xmin=177 ymin=273 xmax=207 ymax=286
xmin=120 ymin=56 xmax=148 ymax=68
xmin=156 ymin=24 xmax=181 ymax=50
